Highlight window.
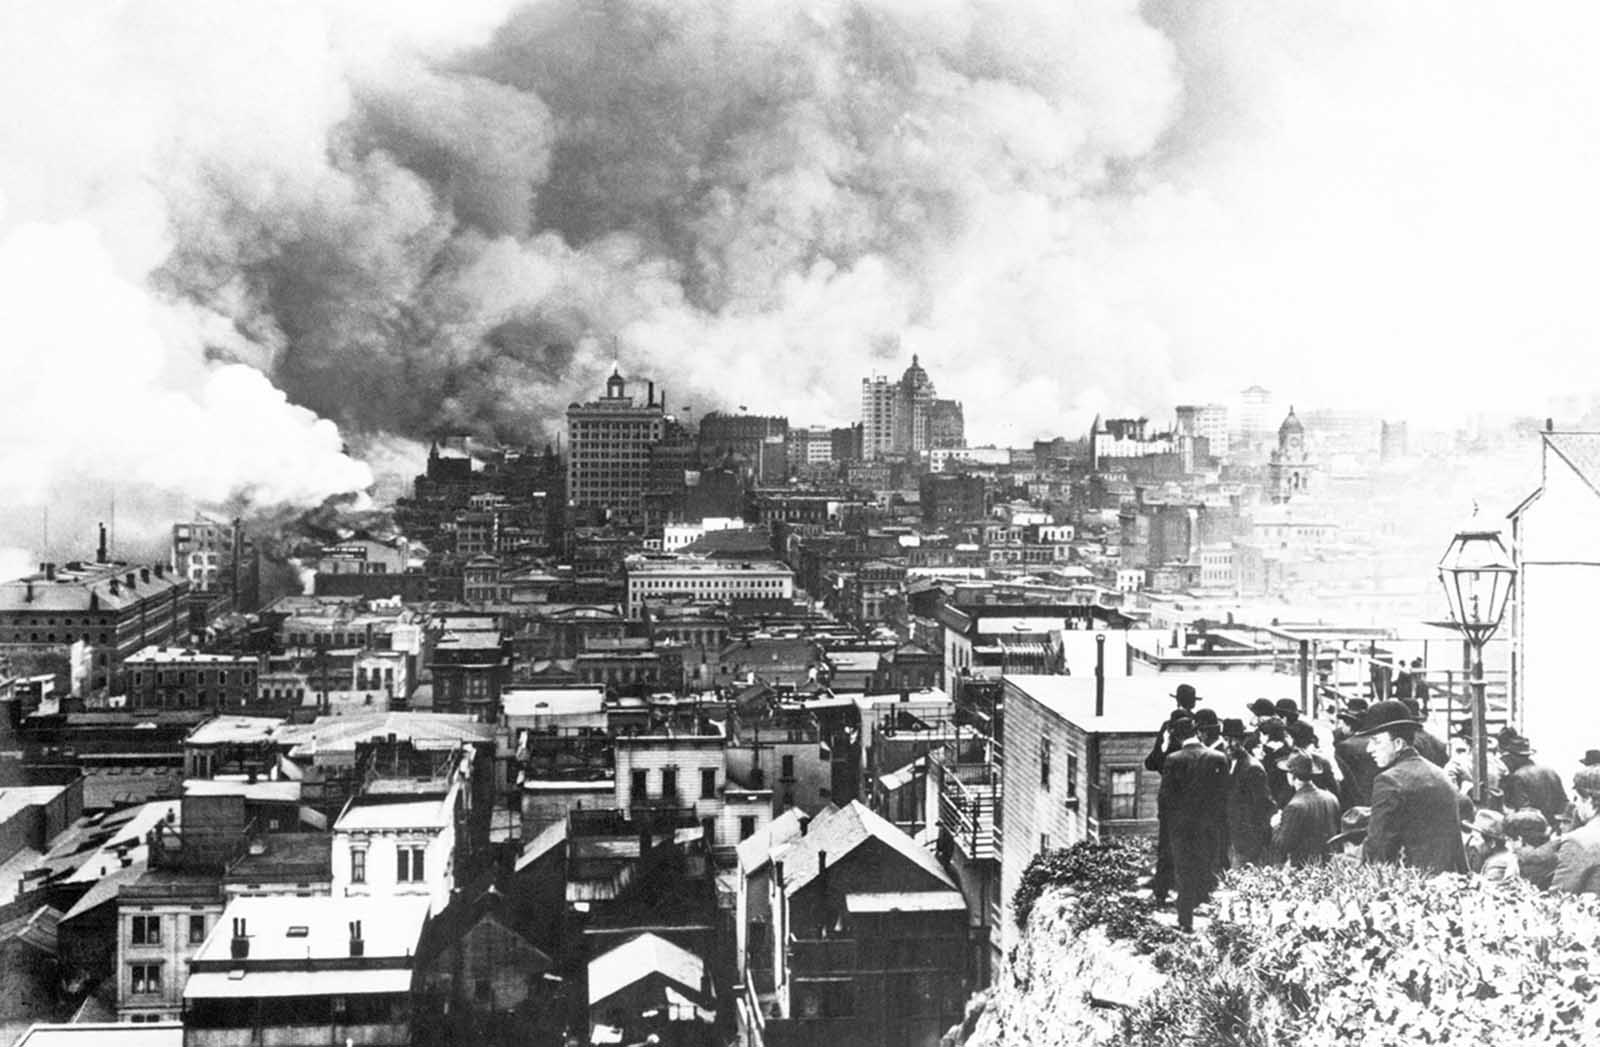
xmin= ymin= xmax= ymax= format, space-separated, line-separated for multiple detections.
xmin=740 ymin=816 xmax=757 ymax=840
xmin=1066 ymin=753 xmax=1079 ymax=799
xmin=188 ymin=915 xmax=206 ymax=944
xmin=662 ymin=767 xmax=678 ymax=800
xmin=351 ymin=848 xmax=367 ymax=884
xmin=1040 ymin=738 xmax=1051 ymax=789
xmin=631 ymin=769 xmax=648 ymax=806
xmin=701 ymin=768 xmax=717 ymax=799
xmin=781 ymin=754 xmax=796 ymax=780
xmin=1109 ymin=769 xmax=1138 ymax=820
xmin=131 ymin=915 xmax=161 ymax=946
xmin=397 ymin=845 xmax=426 ymax=883
xmin=130 ymin=963 xmax=162 ymax=995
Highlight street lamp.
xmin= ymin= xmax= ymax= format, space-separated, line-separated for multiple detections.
xmin=1437 ymin=523 xmax=1516 ymax=805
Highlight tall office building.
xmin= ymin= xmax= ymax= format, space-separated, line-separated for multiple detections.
xmin=567 ymin=370 xmax=666 ymax=527
xmin=860 ymin=355 xmax=959 ymax=460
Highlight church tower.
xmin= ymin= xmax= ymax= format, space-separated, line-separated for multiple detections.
xmin=1269 ymin=406 xmax=1315 ymax=502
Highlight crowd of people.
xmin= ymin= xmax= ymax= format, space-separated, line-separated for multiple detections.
xmin=1143 ymin=683 xmax=1600 ymax=932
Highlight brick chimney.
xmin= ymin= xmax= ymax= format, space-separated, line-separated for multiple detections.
xmin=97 ymin=523 xmax=108 ymax=564
xmin=348 ymin=920 xmax=364 ymax=957
xmin=230 ymin=918 xmax=250 ymax=959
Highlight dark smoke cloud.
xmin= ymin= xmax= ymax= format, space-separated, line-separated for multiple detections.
xmin=4 ymin=0 xmax=1598 ymax=574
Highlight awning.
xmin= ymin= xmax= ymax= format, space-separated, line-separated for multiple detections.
xmin=184 ymin=968 xmax=413 ymax=999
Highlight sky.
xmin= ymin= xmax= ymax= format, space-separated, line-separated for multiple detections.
xmin=1 ymin=0 xmax=1597 ymax=568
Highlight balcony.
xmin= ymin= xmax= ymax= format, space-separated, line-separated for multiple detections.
xmin=934 ymin=760 xmax=1000 ymax=863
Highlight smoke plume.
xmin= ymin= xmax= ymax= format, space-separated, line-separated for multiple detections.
xmin=4 ymin=0 xmax=1599 ymax=565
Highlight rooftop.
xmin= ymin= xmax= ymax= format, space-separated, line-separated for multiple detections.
xmin=126 ymin=646 xmax=257 ymax=664
xmin=185 ymin=716 xmax=287 ymax=747
xmin=627 ymin=558 xmax=792 ymax=576
xmin=274 ymin=712 xmax=493 ymax=757
xmin=184 ymin=778 xmax=301 ymax=804
xmin=336 ymin=797 xmax=451 ymax=832
xmin=1005 ymin=673 xmax=1303 ymax=735
xmin=193 ymin=895 xmax=430 ymax=965
xmin=14 ymin=1024 xmax=183 ymax=1047
xmin=588 ymin=931 xmax=708 ymax=1007
xmin=780 ymin=801 xmax=955 ymax=897
xmin=502 ymin=687 xmax=606 ymax=720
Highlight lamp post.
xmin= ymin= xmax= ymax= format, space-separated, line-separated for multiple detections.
xmin=1437 ymin=523 xmax=1516 ymax=805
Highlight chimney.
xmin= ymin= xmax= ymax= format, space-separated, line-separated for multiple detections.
xmin=1095 ymin=633 xmax=1106 ymax=717
xmin=647 ymin=380 xmax=655 ymax=407
xmin=23 ymin=581 xmax=32 ymax=603
xmin=773 ymin=860 xmax=784 ymax=888
xmin=126 ymin=572 xmax=137 ymax=589
xmin=349 ymin=920 xmax=364 ymax=957
xmin=817 ymin=850 xmax=829 ymax=896
xmin=153 ymin=563 xmax=164 ymax=578
xmin=140 ymin=567 xmax=150 ymax=583
xmin=230 ymin=918 xmax=250 ymax=959
xmin=799 ymin=815 xmax=810 ymax=836
xmin=97 ymin=523 xmax=108 ymax=563
xmin=660 ymin=388 xmax=667 ymax=413
xmin=44 ymin=563 xmax=55 ymax=582
xmin=109 ymin=579 xmax=120 ymax=596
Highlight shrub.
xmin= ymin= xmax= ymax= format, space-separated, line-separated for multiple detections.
xmin=1011 ymin=837 xmax=1177 ymax=954
xmin=1121 ymin=860 xmax=1600 ymax=1046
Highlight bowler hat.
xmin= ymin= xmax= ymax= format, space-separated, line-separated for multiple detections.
xmin=1221 ymin=717 xmax=1247 ymax=740
xmin=1275 ymin=698 xmax=1300 ymax=718
xmin=1337 ymin=710 xmax=1364 ymax=728
xmin=1499 ymin=734 xmax=1533 ymax=757
xmin=1287 ymin=720 xmax=1319 ymax=749
xmin=1575 ymin=766 xmax=1600 ymax=798
xmin=1584 ymin=750 xmax=1600 ymax=767
xmin=1327 ymin=806 xmax=1371 ymax=847
xmin=1247 ymin=699 xmax=1278 ymax=719
xmin=1353 ymin=699 xmax=1423 ymax=737
xmin=1345 ymin=697 xmax=1370 ymax=714
xmin=1192 ymin=708 xmax=1220 ymax=730
xmin=1171 ymin=683 xmax=1199 ymax=707
xmin=1256 ymin=716 xmax=1287 ymax=741
xmin=1463 ymin=809 xmax=1507 ymax=840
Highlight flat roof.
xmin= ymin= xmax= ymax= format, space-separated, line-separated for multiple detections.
xmin=1005 ymin=673 xmax=1303 ymax=734
xmin=192 ymin=895 xmax=428 ymax=966
xmin=503 ymin=688 xmax=606 ymax=719
xmin=15 ymin=1024 xmax=183 ymax=1047
xmin=274 ymin=712 xmax=492 ymax=756
xmin=185 ymin=716 xmax=286 ymax=746
xmin=126 ymin=646 xmax=255 ymax=664
xmin=627 ymin=559 xmax=791 ymax=575
xmin=336 ymin=797 xmax=450 ymax=832
xmin=184 ymin=779 xmax=300 ymax=803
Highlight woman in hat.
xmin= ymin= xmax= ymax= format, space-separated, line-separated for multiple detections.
xmin=1464 ymin=810 xmax=1518 ymax=882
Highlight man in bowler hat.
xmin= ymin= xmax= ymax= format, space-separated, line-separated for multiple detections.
xmin=1334 ymin=704 xmax=1379 ymax=810
xmin=1144 ymin=685 xmax=1199 ymax=904
xmin=1357 ymin=699 xmax=1468 ymax=874
xmin=1160 ymin=712 xmax=1230 ymax=932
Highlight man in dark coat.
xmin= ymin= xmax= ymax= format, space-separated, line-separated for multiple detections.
xmin=1358 ymin=699 xmax=1469 ymax=874
xmin=1257 ymin=716 xmax=1294 ymax=809
xmin=1504 ymin=808 xmax=1559 ymax=890
xmin=1553 ymin=768 xmax=1600 ymax=896
xmin=1334 ymin=708 xmax=1380 ymax=810
xmin=1144 ymin=686 xmax=1198 ymax=905
xmin=1273 ymin=753 xmax=1341 ymax=866
xmin=1499 ymin=735 xmax=1568 ymax=825
xmin=1225 ymin=718 xmax=1273 ymax=866
xmin=1160 ymin=715 xmax=1230 ymax=932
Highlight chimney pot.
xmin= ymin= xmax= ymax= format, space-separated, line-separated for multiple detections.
xmin=141 ymin=568 xmax=150 ymax=583
xmin=126 ymin=572 xmax=136 ymax=588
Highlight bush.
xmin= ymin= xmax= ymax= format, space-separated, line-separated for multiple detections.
xmin=1122 ymin=860 xmax=1600 ymax=1046
xmin=1011 ymin=837 xmax=1177 ymax=954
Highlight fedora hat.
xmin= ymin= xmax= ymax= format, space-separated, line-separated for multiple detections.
xmin=1327 ymin=806 xmax=1370 ymax=847
xmin=1274 ymin=698 xmax=1300 ymax=718
xmin=1463 ymin=809 xmax=1506 ymax=840
xmin=1345 ymin=697 xmax=1370 ymax=714
xmin=1171 ymin=683 xmax=1199 ymax=707
xmin=1353 ymin=699 xmax=1422 ymax=737
xmin=1247 ymin=698 xmax=1278 ymax=719
xmin=1192 ymin=708 xmax=1221 ymax=729
xmin=1585 ymin=750 xmax=1600 ymax=767
xmin=1499 ymin=735 xmax=1533 ymax=757
xmin=1221 ymin=717 xmax=1247 ymax=740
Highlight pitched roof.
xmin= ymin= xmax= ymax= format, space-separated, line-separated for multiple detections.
xmin=587 ymin=932 xmax=708 ymax=1007
xmin=734 ymin=807 xmax=809 ymax=874
xmin=779 ymin=801 xmax=954 ymax=897
xmin=1546 ymin=433 xmax=1600 ymax=498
